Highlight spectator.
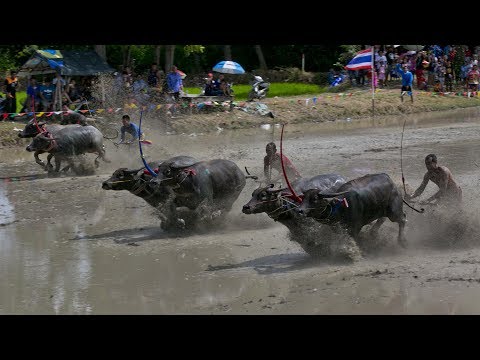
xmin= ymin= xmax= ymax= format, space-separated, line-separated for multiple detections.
xmin=3 ymin=70 xmax=19 ymax=114
xmin=396 ymin=62 xmax=414 ymax=103
xmin=204 ymin=72 xmax=216 ymax=95
xmin=24 ymin=77 xmax=41 ymax=112
xmin=66 ymin=79 xmax=82 ymax=105
xmin=147 ymin=63 xmax=162 ymax=88
xmin=52 ymin=72 xmax=67 ymax=110
xmin=444 ymin=59 xmax=455 ymax=92
xmin=378 ymin=61 xmax=386 ymax=88
xmin=466 ymin=63 xmax=480 ymax=97
xmin=166 ymin=65 xmax=183 ymax=101
xmin=214 ymin=74 xmax=231 ymax=95
xmin=39 ymin=78 xmax=55 ymax=111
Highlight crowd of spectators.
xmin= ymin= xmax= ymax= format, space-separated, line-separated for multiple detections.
xmin=339 ymin=45 xmax=480 ymax=95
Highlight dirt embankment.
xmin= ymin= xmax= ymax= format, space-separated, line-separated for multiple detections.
xmin=2 ymin=88 xmax=480 ymax=148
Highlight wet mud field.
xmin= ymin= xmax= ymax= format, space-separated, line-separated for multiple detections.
xmin=2 ymin=107 xmax=480 ymax=314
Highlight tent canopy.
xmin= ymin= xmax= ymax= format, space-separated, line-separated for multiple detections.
xmin=17 ymin=49 xmax=115 ymax=77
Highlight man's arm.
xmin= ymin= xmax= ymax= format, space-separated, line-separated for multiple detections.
xmin=119 ymin=126 xmax=126 ymax=142
xmin=424 ymin=169 xmax=449 ymax=203
xmin=264 ymin=156 xmax=271 ymax=182
xmin=407 ymin=172 xmax=430 ymax=200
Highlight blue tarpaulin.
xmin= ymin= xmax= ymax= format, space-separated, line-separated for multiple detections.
xmin=17 ymin=49 xmax=115 ymax=77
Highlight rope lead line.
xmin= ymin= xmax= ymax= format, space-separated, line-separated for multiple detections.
xmin=138 ymin=110 xmax=157 ymax=177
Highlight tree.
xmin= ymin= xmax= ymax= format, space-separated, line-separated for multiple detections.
xmin=95 ymin=45 xmax=106 ymax=60
xmin=255 ymin=45 xmax=267 ymax=70
xmin=164 ymin=45 xmax=175 ymax=73
xmin=223 ymin=45 xmax=232 ymax=61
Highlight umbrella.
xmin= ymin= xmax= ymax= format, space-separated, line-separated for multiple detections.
xmin=212 ymin=60 xmax=245 ymax=74
xmin=176 ymin=70 xmax=186 ymax=79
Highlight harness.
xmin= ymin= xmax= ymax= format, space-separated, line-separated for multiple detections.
xmin=43 ymin=132 xmax=57 ymax=152
xmin=178 ymin=168 xmax=197 ymax=185
xmin=313 ymin=197 xmax=349 ymax=224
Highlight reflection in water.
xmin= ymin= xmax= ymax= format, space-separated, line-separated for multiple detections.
xmin=0 ymin=183 xmax=15 ymax=225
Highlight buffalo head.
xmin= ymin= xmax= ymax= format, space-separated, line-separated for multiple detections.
xmin=102 ymin=167 xmax=144 ymax=190
xmin=26 ymin=132 xmax=55 ymax=152
xmin=242 ymin=184 xmax=290 ymax=215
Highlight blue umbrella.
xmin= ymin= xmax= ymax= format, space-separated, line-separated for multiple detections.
xmin=212 ymin=60 xmax=245 ymax=74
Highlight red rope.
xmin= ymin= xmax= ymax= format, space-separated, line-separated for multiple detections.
xmin=280 ymin=124 xmax=302 ymax=203
xmin=31 ymin=95 xmax=43 ymax=133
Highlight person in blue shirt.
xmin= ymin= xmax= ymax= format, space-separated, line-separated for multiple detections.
xmin=117 ymin=114 xmax=145 ymax=144
xmin=396 ymin=62 xmax=414 ymax=103
xmin=24 ymin=78 xmax=41 ymax=112
xmin=166 ymin=65 xmax=183 ymax=101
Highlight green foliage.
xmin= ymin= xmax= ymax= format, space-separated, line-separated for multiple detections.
xmin=183 ymin=45 xmax=205 ymax=57
xmin=0 ymin=49 xmax=17 ymax=74
xmin=184 ymin=82 xmax=325 ymax=101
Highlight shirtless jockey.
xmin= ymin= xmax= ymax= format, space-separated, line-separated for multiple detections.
xmin=263 ymin=142 xmax=302 ymax=184
xmin=405 ymin=153 xmax=462 ymax=206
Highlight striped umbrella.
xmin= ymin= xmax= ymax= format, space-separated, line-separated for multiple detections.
xmin=212 ymin=61 xmax=245 ymax=74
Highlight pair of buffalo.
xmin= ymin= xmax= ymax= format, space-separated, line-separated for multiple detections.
xmin=18 ymin=118 xmax=109 ymax=173
xmin=102 ymin=156 xmax=246 ymax=231
xmin=102 ymin=155 xmax=408 ymax=261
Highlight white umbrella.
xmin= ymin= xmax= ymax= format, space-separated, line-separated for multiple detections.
xmin=212 ymin=60 xmax=245 ymax=74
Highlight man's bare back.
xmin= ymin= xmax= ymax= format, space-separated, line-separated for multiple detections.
xmin=407 ymin=154 xmax=462 ymax=205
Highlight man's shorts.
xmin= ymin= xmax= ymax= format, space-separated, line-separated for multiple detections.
xmin=401 ymin=85 xmax=412 ymax=92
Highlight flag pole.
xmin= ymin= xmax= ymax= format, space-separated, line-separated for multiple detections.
xmin=371 ymin=45 xmax=375 ymax=122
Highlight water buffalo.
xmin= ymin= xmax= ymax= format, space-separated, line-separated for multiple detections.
xmin=297 ymin=173 xmax=407 ymax=249
xmin=151 ymin=158 xmax=246 ymax=225
xmin=59 ymin=110 xmax=88 ymax=125
xmin=241 ymin=174 xmax=362 ymax=260
xmin=26 ymin=125 xmax=109 ymax=173
xmin=102 ymin=156 xmax=199 ymax=230
xmin=18 ymin=120 xmax=84 ymax=170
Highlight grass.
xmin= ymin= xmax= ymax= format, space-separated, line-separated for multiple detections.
xmin=184 ymin=82 xmax=327 ymax=101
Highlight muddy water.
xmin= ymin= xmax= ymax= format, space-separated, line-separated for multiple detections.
xmin=2 ymin=107 xmax=480 ymax=314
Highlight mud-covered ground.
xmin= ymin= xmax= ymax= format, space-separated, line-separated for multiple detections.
xmin=1 ymin=106 xmax=480 ymax=314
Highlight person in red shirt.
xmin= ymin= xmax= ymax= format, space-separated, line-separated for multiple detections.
xmin=263 ymin=142 xmax=301 ymax=184
xmin=466 ymin=64 xmax=480 ymax=98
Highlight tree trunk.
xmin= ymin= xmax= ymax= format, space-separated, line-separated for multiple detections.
xmin=155 ymin=45 xmax=162 ymax=65
xmin=94 ymin=45 xmax=106 ymax=60
xmin=122 ymin=45 xmax=132 ymax=68
xmin=164 ymin=45 xmax=175 ymax=73
xmin=223 ymin=45 xmax=232 ymax=60
xmin=255 ymin=45 xmax=268 ymax=70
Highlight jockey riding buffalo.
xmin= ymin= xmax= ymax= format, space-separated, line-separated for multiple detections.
xmin=241 ymin=174 xmax=363 ymax=260
xmin=297 ymin=173 xmax=408 ymax=249
xmin=150 ymin=158 xmax=246 ymax=225
xmin=26 ymin=125 xmax=109 ymax=173
xmin=102 ymin=156 xmax=199 ymax=231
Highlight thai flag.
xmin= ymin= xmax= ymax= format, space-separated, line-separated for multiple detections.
xmin=344 ymin=48 xmax=372 ymax=71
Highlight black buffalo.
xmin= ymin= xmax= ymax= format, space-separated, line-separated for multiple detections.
xmin=18 ymin=121 xmax=83 ymax=170
xmin=241 ymin=174 xmax=362 ymax=260
xmin=102 ymin=156 xmax=198 ymax=230
xmin=151 ymin=158 xmax=246 ymax=225
xmin=297 ymin=173 xmax=407 ymax=249
xmin=26 ymin=125 xmax=109 ymax=173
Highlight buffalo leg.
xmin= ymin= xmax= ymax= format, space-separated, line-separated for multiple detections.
xmin=368 ymin=217 xmax=387 ymax=237
xmin=34 ymin=150 xmax=46 ymax=168
xmin=45 ymin=153 xmax=54 ymax=171
xmin=396 ymin=215 xmax=407 ymax=248
xmin=54 ymin=157 xmax=62 ymax=172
